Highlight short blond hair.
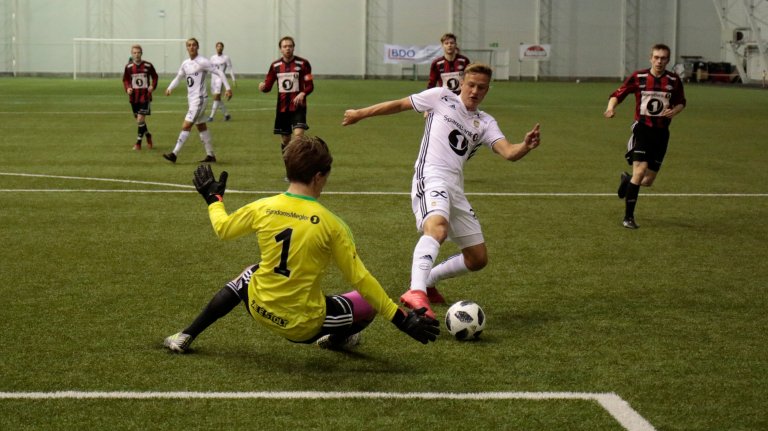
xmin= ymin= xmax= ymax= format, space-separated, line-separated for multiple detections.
xmin=464 ymin=63 xmax=493 ymax=79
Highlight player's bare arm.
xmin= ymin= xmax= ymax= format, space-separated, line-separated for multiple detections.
xmin=492 ymin=123 xmax=541 ymax=161
xmin=342 ymin=97 xmax=413 ymax=126
xmin=604 ymin=96 xmax=619 ymax=118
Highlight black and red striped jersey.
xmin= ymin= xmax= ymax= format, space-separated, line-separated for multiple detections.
xmin=610 ymin=68 xmax=686 ymax=128
xmin=427 ymin=54 xmax=471 ymax=94
xmin=122 ymin=61 xmax=159 ymax=104
xmin=261 ymin=56 xmax=314 ymax=113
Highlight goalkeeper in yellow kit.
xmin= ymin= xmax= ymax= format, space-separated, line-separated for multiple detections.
xmin=164 ymin=135 xmax=439 ymax=352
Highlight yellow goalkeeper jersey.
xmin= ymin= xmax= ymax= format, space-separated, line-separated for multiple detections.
xmin=207 ymin=192 xmax=399 ymax=341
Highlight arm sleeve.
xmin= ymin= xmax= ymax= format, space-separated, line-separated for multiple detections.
xmin=609 ymin=73 xmax=636 ymax=104
xmin=207 ymin=201 xmax=257 ymax=241
xmin=301 ymin=61 xmax=314 ymax=96
xmin=330 ymin=219 xmax=399 ymax=320
xmin=352 ymin=273 xmax=400 ymax=321
xmin=427 ymin=61 xmax=439 ymax=88
xmin=261 ymin=65 xmax=276 ymax=92
xmin=672 ymin=78 xmax=686 ymax=107
xmin=227 ymin=57 xmax=236 ymax=82
xmin=122 ymin=66 xmax=131 ymax=91
xmin=150 ymin=64 xmax=159 ymax=90
xmin=409 ymin=87 xmax=443 ymax=113
xmin=166 ymin=66 xmax=184 ymax=91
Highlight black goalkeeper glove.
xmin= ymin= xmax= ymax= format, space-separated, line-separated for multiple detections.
xmin=392 ymin=307 xmax=440 ymax=344
xmin=193 ymin=164 xmax=228 ymax=205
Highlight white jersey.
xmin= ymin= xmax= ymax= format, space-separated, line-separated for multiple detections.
xmin=210 ymin=53 xmax=235 ymax=82
xmin=167 ymin=55 xmax=229 ymax=102
xmin=409 ymin=87 xmax=505 ymax=191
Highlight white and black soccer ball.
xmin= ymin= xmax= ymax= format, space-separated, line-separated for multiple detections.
xmin=445 ymin=300 xmax=486 ymax=340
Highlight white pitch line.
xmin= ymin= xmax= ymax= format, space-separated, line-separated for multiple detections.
xmin=2 ymin=188 xmax=767 ymax=198
xmin=1 ymin=172 xmax=765 ymax=197
xmin=0 ymin=390 xmax=655 ymax=431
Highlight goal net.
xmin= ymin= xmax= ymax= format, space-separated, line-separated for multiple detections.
xmin=73 ymin=38 xmax=187 ymax=79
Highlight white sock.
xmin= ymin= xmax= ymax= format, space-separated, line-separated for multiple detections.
xmin=410 ymin=235 xmax=441 ymax=293
xmin=172 ymin=130 xmax=190 ymax=154
xmin=199 ymin=130 xmax=214 ymax=155
xmin=426 ymin=254 xmax=469 ymax=287
xmin=210 ymin=101 xmax=219 ymax=117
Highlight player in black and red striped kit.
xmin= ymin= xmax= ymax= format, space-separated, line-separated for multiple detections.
xmin=259 ymin=36 xmax=314 ymax=154
xmin=427 ymin=33 xmax=471 ymax=95
xmin=123 ymin=45 xmax=159 ymax=150
xmin=605 ymin=43 xmax=686 ymax=229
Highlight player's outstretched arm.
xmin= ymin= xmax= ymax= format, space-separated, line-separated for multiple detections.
xmin=604 ymin=96 xmax=619 ymax=118
xmin=391 ymin=307 xmax=440 ymax=344
xmin=492 ymin=123 xmax=541 ymax=161
xmin=342 ymin=97 xmax=413 ymax=126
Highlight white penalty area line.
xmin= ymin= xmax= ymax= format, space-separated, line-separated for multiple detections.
xmin=0 ymin=390 xmax=655 ymax=431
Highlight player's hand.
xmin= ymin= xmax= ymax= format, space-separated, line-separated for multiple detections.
xmin=258 ymin=81 xmax=266 ymax=92
xmin=524 ymin=123 xmax=541 ymax=149
xmin=342 ymin=109 xmax=361 ymax=126
xmin=193 ymin=164 xmax=228 ymax=205
xmin=292 ymin=92 xmax=306 ymax=107
xmin=394 ymin=307 xmax=440 ymax=344
xmin=225 ymin=89 xmax=233 ymax=101
xmin=165 ymin=89 xmax=172 ymax=96
xmin=603 ymin=108 xmax=615 ymax=118
xmin=127 ymin=88 xmax=133 ymax=95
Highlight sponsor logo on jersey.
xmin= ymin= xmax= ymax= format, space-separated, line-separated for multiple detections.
xmin=252 ymin=303 xmax=289 ymax=327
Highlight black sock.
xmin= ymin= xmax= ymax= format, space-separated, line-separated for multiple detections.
xmin=137 ymin=123 xmax=148 ymax=141
xmin=625 ymin=182 xmax=640 ymax=218
xmin=183 ymin=287 xmax=241 ymax=338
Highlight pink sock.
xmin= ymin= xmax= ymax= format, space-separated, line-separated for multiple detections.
xmin=342 ymin=291 xmax=375 ymax=322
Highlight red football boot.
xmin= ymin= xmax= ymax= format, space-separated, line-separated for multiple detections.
xmin=399 ymin=290 xmax=435 ymax=319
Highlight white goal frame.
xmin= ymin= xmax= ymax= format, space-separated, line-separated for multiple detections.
xmin=72 ymin=38 xmax=187 ymax=80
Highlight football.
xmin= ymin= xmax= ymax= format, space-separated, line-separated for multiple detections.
xmin=445 ymin=300 xmax=486 ymax=340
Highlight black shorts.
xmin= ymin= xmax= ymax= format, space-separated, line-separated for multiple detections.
xmin=273 ymin=109 xmax=309 ymax=135
xmin=625 ymin=122 xmax=670 ymax=172
xmin=130 ymin=102 xmax=151 ymax=117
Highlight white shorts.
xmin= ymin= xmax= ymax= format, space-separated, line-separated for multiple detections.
xmin=185 ymin=96 xmax=209 ymax=124
xmin=411 ymin=179 xmax=484 ymax=249
xmin=210 ymin=77 xmax=224 ymax=95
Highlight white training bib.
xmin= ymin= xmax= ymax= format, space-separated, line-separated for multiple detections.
xmin=131 ymin=73 xmax=148 ymax=89
xmin=639 ymin=90 xmax=670 ymax=116
xmin=440 ymin=71 xmax=463 ymax=92
xmin=277 ymin=72 xmax=299 ymax=93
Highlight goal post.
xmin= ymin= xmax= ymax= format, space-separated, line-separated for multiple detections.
xmin=73 ymin=38 xmax=187 ymax=80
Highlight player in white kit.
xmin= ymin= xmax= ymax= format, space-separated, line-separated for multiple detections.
xmin=342 ymin=63 xmax=541 ymax=319
xmin=163 ymin=38 xmax=232 ymax=163
xmin=207 ymin=41 xmax=236 ymax=122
